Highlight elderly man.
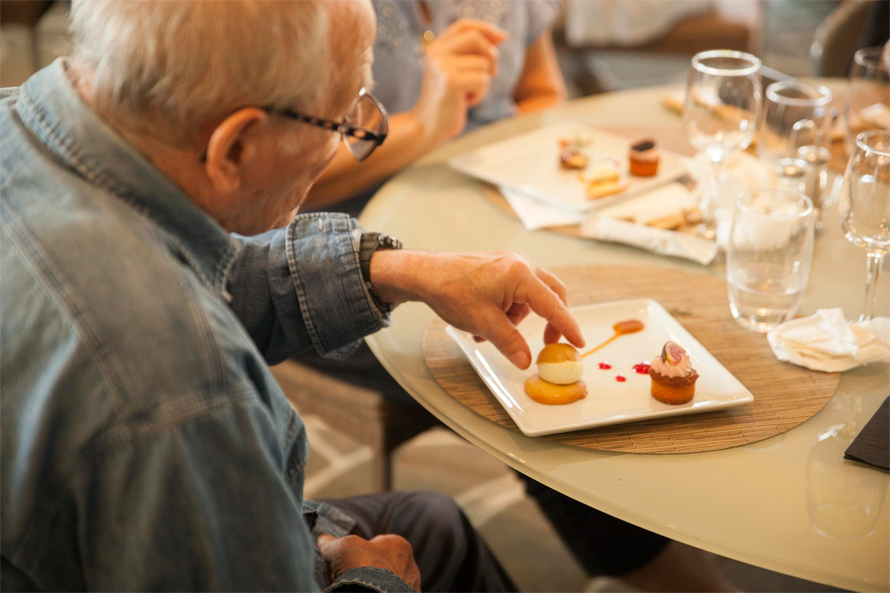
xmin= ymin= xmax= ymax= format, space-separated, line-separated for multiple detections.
xmin=0 ymin=1 xmax=585 ymax=591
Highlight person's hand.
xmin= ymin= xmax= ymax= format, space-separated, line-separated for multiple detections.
xmin=317 ymin=534 xmax=421 ymax=591
xmin=370 ymin=251 xmax=585 ymax=369
xmin=409 ymin=19 xmax=507 ymax=146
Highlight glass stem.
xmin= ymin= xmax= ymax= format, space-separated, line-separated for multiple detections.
xmin=861 ymin=251 xmax=886 ymax=322
xmin=698 ymin=155 xmax=725 ymax=238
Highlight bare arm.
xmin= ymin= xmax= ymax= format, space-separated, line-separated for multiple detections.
xmin=513 ymin=31 xmax=566 ymax=115
xmin=302 ymin=20 xmax=507 ymax=210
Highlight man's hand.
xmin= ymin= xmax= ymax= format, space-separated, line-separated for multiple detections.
xmin=370 ymin=251 xmax=585 ymax=369
xmin=409 ymin=19 xmax=507 ymax=146
xmin=317 ymin=534 xmax=421 ymax=592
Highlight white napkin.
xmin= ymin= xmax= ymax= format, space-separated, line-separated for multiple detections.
xmin=767 ymin=309 xmax=890 ymax=372
xmin=499 ymin=185 xmax=584 ymax=230
xmin=580 ymin=182 xmax=719 ymax=264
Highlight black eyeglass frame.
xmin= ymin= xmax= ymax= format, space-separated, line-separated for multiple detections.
xmin=199 ymin=88 xmax=388 ymax=163
xmin=270 ymin=87 xmax=388 ymax=161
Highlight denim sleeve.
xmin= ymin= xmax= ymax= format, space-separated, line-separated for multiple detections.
xmin=71 ymin=396 xmax=406 ymax=592
xmin=227 ymin=213 xmax=390 ymax=365
xmin=327 ymin=567 xmax=416 ymax=593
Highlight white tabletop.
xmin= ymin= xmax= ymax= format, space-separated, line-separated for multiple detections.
xmin=359 ymin=83 xmax=890 ymax=592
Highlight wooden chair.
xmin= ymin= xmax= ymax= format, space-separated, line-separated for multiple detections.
xmin=271 ymin=359 xmax=439 ymax=493
xmin=810 ymin=0 xmax=874 ymax=77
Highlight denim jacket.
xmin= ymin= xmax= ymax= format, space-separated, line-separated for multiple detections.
xmin=0 ymin=59 xmax=411 ymax=593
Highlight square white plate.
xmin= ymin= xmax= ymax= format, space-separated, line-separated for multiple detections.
xmin=449 ymin=122 xmax=687 ymax=212
xmin=446 ymin=299 xmax=753 ymax=437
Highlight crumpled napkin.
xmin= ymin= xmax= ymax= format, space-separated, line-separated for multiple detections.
xmin=767 ymin=309 xmax=890 ymax=372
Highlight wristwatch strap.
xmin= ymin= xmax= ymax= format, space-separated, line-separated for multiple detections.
xmin=359 ymin=232 xmax=403 ymax=313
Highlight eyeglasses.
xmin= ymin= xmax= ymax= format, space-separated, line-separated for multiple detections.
xmin=271 ymin=87 xmax=389 ymax=161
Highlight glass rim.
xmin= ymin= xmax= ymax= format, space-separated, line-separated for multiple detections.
xmin=735 ymin=188 xmax=814 ymax=221
xmin=853 ymin=46 xmax=887 ymax=67
xmin=765 ymin=80 xmax=832 ymax=107
xmin=855 ymin=130 xmax=890 ymax=157
xmin=691 ymin=49 xmax=762 ymax=76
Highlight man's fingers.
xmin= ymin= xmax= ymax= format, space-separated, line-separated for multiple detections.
xmin=521 ymin=279 xmax=585 ymax=348
xmin=534 ymin=267 xmax=569 ymax=305
xmin=505 ymin=302 xmax=531 ymax=326
xmin=543 ymin=322 xmax=563 ymax=345
xmin=316 ymin=534 xmax=339 ymax=559
xmin=484 ymin=310 xmax=532 ymax=369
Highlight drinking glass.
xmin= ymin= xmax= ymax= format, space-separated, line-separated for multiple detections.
xmin=759 ymin=80 xmax=833 ymax=164
xmin=684 ymin=50 xmax=762 ymax=238
xmin=839 ymin=130 xmax=890 ymax=322
xmin=844 ymin=47 xmax=890 ymax=158
xmin=759 ymin=81 xmax=833 ymax=222
xmin=727 ymin=189 xmax=814 ymax=332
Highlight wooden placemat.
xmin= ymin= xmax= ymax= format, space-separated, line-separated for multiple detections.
xmin=423 ymin=265 xmax=841 ymax=454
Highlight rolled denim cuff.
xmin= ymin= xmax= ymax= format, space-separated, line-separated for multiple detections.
xmin=325 ymin=567 xmax=415 ymax=593
xmin=287 ymin=213 xmax=390 ymax=358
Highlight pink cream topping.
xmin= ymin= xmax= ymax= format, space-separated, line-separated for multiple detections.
xmin=650 ymin=354 xmax=693 ymax=378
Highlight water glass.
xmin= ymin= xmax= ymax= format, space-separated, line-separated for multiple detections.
xmin=684 ymin=50 xmax=762 ymax=238
xmin=844 ymin=47 xmax=890 ymax=158
xmin=727 ymin=189 xmax=815 ymax=332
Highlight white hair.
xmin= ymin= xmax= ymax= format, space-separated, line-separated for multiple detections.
xmin=68 ymin=0 xmax=333 ymax=145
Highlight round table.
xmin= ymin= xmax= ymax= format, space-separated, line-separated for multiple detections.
xmin=359 ymin=82 xmax=890 ymax=592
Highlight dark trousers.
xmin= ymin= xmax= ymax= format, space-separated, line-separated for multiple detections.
xmin=301 ymin=344 xmax=670 ymax=578
xmin=326 ymin=491 xmax=518 ymax=592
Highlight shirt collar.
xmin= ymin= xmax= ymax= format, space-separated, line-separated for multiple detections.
xmin=16 ymin=59 xmax=238 ymax=300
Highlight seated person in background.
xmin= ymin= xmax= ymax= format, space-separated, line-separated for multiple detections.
xmin=297 ymin=1 xmax=737 ymax=591
xmin=0 ymin=1 xmax=589 ymax=591
xmin=302 ymin=0 xmax=566 ymax=215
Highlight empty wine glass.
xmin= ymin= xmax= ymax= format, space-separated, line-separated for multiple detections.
xmin=839 ymin=131 xmax=890 ymax=321
xmin=759 ymin=80 xmax=834 ymax=164
xmin=684 ymin=50 xmax=762 ymax=238
xmin=760 ymin=81 xmax=834 ymax=224
xmin=844 ymin=47 xmax=890 ymax=158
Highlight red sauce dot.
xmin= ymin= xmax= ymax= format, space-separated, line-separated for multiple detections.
xmin=615 ymin=375 xmax=627 ymax=382
xmin=633 ymin=363 xmax=651 ymax=374
xmin=598 ymin=362 xmax=612 ymax=370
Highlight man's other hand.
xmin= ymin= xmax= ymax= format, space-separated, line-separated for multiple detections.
xmin=317 ymin=533 xmax=422 ymax=591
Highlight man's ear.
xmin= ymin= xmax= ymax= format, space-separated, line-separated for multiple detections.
xmin=204 ymin=108 xmax=267 ymax=193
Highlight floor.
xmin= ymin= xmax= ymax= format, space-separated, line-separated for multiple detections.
xmin=0 ymin=3 xmax=851 ymax=591
xmin=303 ymin=417 xmax=848 ymax=593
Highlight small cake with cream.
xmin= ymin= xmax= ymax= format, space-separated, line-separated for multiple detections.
xmin=524 ymin=343 xmax=587 ymax=405
xmin=648 ymin=341 xmax=698 ymax=404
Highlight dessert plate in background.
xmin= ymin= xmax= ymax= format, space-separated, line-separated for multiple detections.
xmin=446 ymin=299 xmax=753 ymax=437
xmin=448 ymin=122 xmax=686 ymax=212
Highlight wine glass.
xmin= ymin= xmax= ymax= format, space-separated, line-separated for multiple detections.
xmin=844 ymin=47 xmax=890 ymax=158
xmin=759 ymin=80 xmax=833 ymax=164
xmin=759 ymin=81 xmax=834 ymax=223
xmin=684 ymin=50 xmax=762 ymax=238
xmin=839 ymin=131 xmax=890 ymax=321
